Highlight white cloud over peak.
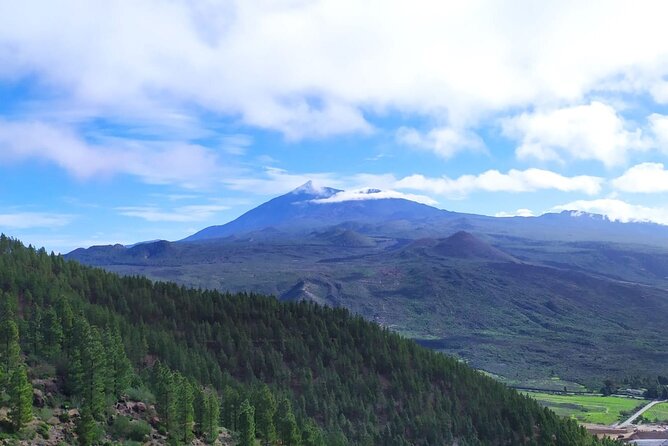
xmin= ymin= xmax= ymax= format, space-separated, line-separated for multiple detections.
xmin=396 ymin=168 xmax=603 ymax=198
xmin=612 ymin=162 xmax=668 ymax=193
xmin=3 ymin=1 xmax=668 ymax=138
xmin=311 ymin=189 xmax=438 ymax=206
xmin=552 ymin=199 xmax=668 ymax=225
xmin=503 ymin=102 xmax=649 ymax=167
xmin=495 ymin=209 xmax=535 ymax=218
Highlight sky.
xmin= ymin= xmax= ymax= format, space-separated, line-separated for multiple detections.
xmin=3 ymin=0 xmax=668 ymax=252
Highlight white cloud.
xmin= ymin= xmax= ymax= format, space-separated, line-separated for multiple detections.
xmin=117 ymin=204 xmax=229 ymax=222
xmin=0 ymin=212 xmax=73 ymax=229
xmin=495 ymin=209 xmax=535 ymax=218
xmin=503 ymin=102 xmax=649 ymax=166
xmin=552 ymin=199 xmax=668 ymax=225
xmin=396 ymin=126 xmax=485 ymax=159
xmin=3 ymin=1 xmax=668 ymax=138
xmin=311 ymin=188 xmax=438 ymax=206
xmin=650 ymin=113 xmax=668 ymax=149
xmin=0 ymin=120 xmax=224 ymax=187
xmin=612 ymin=162 xmax=668 ymax=193
xmin=396 ymin=168 xmax=603 ymax=198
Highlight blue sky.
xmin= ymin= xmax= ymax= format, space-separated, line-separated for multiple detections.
xmin=3 ymin=0 xmax=668 ymax=252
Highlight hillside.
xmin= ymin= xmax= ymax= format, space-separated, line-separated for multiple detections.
xmin=0 ymin=234 xmax=619 ymax=445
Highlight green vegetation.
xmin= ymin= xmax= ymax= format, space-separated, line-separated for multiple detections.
xmin=524 ymin=392 xmax=647 ymax=425
xmin=643 ymin=402 xmax=668 ymax=423
xmin=0 ymin=234 xmax=622 ymax=444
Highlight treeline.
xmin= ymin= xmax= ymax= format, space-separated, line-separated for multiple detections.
xmin=0 ymin=235 xmax=621 ymax=445
xmin=603 ymin=376 xmax=668 ymax=399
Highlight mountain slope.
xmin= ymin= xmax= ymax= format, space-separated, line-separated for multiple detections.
xmin=184 ymin=181 xmax=449 ymax=241
xmin=1 ymin=235 xmax=619 ymax=445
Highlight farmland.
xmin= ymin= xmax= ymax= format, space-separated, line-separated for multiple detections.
xmin=643 ymin=402 xmax=668 ymax=423
xmin=524 ymin=392 xmax=647 ymax=425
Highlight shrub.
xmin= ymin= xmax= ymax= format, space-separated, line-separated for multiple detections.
xmin=110 ymin=416 xmax=150 ymax=442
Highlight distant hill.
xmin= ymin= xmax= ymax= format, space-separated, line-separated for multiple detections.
xmin=432 ymin=231 xmax=519 ymax=262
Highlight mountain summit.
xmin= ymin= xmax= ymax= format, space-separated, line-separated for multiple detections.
xmin=183 ymin=181 xmax=446 ymax=241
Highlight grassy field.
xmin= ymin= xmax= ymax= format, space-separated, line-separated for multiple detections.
xmin=643 ymin=402 xmax=668 ymax=423
xmin=524 ymin=392 xmax=647 ymax=425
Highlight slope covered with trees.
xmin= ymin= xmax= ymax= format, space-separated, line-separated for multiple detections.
xmin=0 ymin=235 xmax=618 ymax=445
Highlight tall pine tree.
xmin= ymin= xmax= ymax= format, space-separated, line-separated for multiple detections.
xmin=276 ymin=398 xmax=302 ymax=446
xmin=254 ymin=384 xmax=277 ymax=446
xmin=238 ymin=399 xmax=256 ymax=446
xmin=9 ymin=363 xmax=33 ymax=431
xmin=205 ymin=389 xmax=221 ymax=444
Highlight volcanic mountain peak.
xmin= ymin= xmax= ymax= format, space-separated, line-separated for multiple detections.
xmin=289 ymin=181 xmax=340 ymax=199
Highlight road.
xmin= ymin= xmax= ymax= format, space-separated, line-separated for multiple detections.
xmin=617 ymin=400 xmax=667 ymax=428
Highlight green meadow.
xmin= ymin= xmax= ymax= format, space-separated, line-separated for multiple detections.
xmin=524 ymin=392 xmax=647 ymax=425
xmin=643 ymin=402 xmax=668 ymax=423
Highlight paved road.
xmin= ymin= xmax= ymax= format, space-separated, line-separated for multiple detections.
xmin=618 ymin=400 xmax=668 ymax=428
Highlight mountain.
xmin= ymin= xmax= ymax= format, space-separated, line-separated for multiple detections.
xmin=66 ymin=183 xmax=668 ymax=388
xmin=1 ymin=235 xmax=620 ymax=445
xmin=184 ymin=181 xmax=449 ymax=241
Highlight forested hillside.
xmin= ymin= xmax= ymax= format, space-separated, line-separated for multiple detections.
xmin=0 ymin=235 xmax=618 ymax=445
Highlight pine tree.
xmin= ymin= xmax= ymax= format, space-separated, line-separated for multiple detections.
xmin=103 ymin=327 xmax=132 ymax=399
xmin=238 ymin=399 xmax=256 ymax=446
xmin=70 ymin=320 xmax=107 ymax=419
xmin=302 ymin=419 xmax=325 ymax=446
xmin=176 ymin=374 xmax=195 ymax=444
xmin=27 ymin=306 xmax=43 ymax=356
xmin=194 ymin=384 xmax=206 ymax=437
xmin=76 ymin=404 xmax=101 ymax=446
xmin=276 ymin=398 xmax=301 ymax=446
xmin=222 ymin=385 xmax=240 ymax=430
xmin=254 ymin=384 xmax=277 ymax=445
xmin=41 ymin=307 xmax=63 ymax=358
xmin=154 ymin=363 xmax=178 ymax=437
xmin=0 ymin=317 xmax=20 ymax=386
xmin=205 ymin=389 xmax=221 ymax=444
xmin=55 ymin=296 xmax=74 ymax=358
xmin=9 ymin=363 xmax=33 ymax=431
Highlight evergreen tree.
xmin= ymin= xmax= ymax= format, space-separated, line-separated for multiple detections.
xmin=205 ymin=389 xmax=221 ymax=444
xmin=9 ymin=364 xmax=33 ymax=431
xmin=176 ymin=374 xmax=195 ymax=444
xmin=238 ymin=399 xmax=256 ymax=446
xmin=41 ymin=307 xmax=63 ymax=358
xmin=276 ymin=398 xmax=301 ymax=446
xmin=193 ymin=384 xmax=206 ymax=437
xmin=154 ymin=363 xmax=178 ymax=437
xmin=222 ymin=385 xmax=240 ymax=430
xmin=103 ymin=327 xmax=132 ymax=398
xmin=76 ymin=404 xmax=101 ymax=446
xmin=70 ymin=321 xmax=107 ymax=419
xmin=0 ymin=317 xmax=20 ymax=385
xmin=27 ymin=306 xmax=43 ymax=356
xmin=302 ymin=419 xmax=325 ymax=446
xmin=254 ymin=383 xmax=277 ymax=445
